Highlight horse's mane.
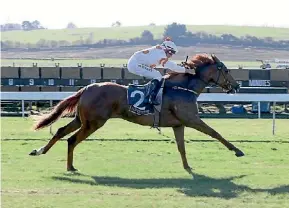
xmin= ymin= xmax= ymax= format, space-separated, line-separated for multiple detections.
xmin=187 ymin=53 xmax=215 ymax=70
xmin=164 ymin=54 xmax=215 ymax=79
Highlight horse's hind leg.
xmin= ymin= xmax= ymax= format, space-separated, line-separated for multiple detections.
xmin=66 ymin=119 xmax=106 ymax=171
xmin=187 ymin=117 xmax=244 ymax=157
xmin=29 ymin=117 xmax=81 ymax=156
xmin=173 ymin=126 xmax=194 ymax=177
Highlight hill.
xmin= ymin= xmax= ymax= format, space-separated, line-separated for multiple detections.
xmin=2 ymin=25 xmax=289 ymax=44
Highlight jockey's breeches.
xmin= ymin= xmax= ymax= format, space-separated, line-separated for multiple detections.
xmin=127 ymin=56 xmax=162 ymax=81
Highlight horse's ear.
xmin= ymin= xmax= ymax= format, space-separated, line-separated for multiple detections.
xmin=211 ymin=54 xmax=215 ymax=62
xmin=211 ymin=54 xmax=220 ymax=63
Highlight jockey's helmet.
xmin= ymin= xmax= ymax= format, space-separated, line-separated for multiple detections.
xmin=161 ymin=37 xmax=178 ymax=55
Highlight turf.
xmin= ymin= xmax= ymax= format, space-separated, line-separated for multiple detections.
xmin=2 ymin=25 xmax=289 ymax=44
xmin=1 ymin=117 xmax=289 ymax=208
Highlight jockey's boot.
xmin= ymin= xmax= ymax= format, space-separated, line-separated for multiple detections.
xmin=148 ymin=78 xmax=163 ymax=105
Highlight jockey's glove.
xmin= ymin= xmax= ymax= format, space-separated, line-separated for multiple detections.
xmin=185 ymin=68 xmax=196 ymax=75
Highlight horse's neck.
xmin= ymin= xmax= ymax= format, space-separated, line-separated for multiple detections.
xmin=187 ymin=76 xmax=208 ymax=95
xmin=165 ymin=73 xmax=208 ymax=95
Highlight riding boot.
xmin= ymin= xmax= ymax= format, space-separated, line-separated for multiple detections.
xmin=148 ymin=79 xmax=163 ymax=105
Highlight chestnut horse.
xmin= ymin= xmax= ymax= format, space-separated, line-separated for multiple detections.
xmin=29 ymin=54 xmax=244 ymax=176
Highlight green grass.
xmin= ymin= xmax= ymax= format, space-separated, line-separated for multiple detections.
xmin=1 ymin=58 xmax=267 ymax=68
xmin=2 ymin=25 xmax=289 ymax=44
xmin=1 ymin=117 xmax=289 ymax=208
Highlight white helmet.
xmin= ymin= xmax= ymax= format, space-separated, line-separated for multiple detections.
xmin=161 ymin=37 xmax=178 ymax=54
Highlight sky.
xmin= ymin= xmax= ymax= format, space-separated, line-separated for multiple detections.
xmin=1 ymin=0 xmax=289 ymax=29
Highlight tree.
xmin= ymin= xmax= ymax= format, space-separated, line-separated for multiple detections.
xmin=111 ymin=21 xmax=121 ymax=27
xmin=163 ymin=22 xmax=187 ymax=39
xmin=0 ymin=23 xmax=22 ymax=31
xmin=67 ymin=22 xmax=77 ymax=29
xmin=36 ymin=39 xmax=47 ymax=48
xmin=49 ymin=40 xmax=58 ymax=48
xmin=22 ymin=20 xmax=44 ymax=30
xmin=31 ymin=20 xmax=44 ymax=29
xmin=3 ymin=41 xmax=14 ymax=48
xmin=22 ymin=21 xmax=33 ymax=31
xmin=141 ymin=30 xmax=154 ymax=42
xmin=58 ymin=40 xmax=71 ymax=47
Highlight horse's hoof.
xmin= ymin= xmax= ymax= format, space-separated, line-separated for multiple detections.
xmin=29 ymin=150 xmax=37 ymax=156
xmin=185 ymin=167 xmax=195 ymax=179
xmin=67 ymin=167 xmax=78 ymax=172
xmin=235 ymin=149 xmax=245 ymax=157
xmin=185 ymin=167 xmax=194 ymax=175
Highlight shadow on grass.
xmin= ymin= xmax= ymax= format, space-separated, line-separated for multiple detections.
xmin=4 ymin=138 xmax=289 ymax=143
xmin=51 ymin=173 xmax=289 ymax=199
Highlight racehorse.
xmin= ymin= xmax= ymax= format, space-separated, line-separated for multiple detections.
xmin=29 ymin=54 xmax=244 ymax=176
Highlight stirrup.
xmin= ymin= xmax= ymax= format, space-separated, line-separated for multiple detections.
xmin=148 ymin=78 xmax=163 ymax=105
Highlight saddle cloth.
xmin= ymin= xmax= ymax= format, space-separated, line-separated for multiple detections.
xmin=127 ymin=80 xmax=164 ymax=116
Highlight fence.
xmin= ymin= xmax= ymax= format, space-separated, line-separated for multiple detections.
xmin=1 ymin=92 xmax=289 ymax=135
xmin=1 ymin=66 xmax=289 ymax=128
xmin=1 ymin=67 xmax=289 ymax=93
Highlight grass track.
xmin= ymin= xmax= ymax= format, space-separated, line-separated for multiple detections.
xmin=2 ymin=25 xmax=289 ymax=44
xmin=1 ymin=117 xmax=289 ymax=208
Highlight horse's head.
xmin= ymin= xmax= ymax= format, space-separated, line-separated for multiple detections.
xmin=185 ymin=54 xmax=240 ymax=93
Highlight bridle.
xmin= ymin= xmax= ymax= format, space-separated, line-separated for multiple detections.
xmin=188 ymin=62 xmax=235 ymax=94
xmin=170 ymin=55 xmax=239 ymax=95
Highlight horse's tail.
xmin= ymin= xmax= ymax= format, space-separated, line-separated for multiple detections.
xmin=33 ymin=87 xmax=85 ymax=130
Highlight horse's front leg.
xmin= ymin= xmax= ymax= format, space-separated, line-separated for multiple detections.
xmin=173 ymin=102 xmax=244 ymax=157
xmin=173 ymin=126 xmax=194 ymax=177
xmin=186 ymin=116 xmax=245 ymax=157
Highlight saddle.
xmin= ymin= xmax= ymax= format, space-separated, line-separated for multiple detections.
xmin=127 ymin=79 xmax=165 ymax=129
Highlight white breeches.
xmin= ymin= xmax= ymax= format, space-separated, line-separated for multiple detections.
xmin=127 ymin=57 xmax=163 ymax=81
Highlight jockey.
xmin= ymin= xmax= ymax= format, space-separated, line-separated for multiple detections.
xmin=127 ymin=37 xmax=195 ymax=105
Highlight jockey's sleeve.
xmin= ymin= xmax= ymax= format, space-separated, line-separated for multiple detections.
xmin=163 ymin=60 xmax=186 ymax=73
